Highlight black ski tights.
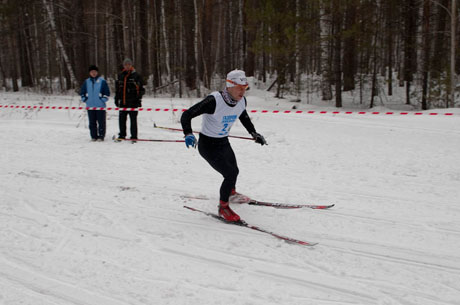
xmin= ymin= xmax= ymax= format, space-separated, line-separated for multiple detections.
xmin=198 ymin=134 xmax=239 ymax=202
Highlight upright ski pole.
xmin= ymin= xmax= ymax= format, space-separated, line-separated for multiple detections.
xmin=76 ymin=110 xmax=87 ymax=128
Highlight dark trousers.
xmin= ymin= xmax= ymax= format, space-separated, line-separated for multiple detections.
xmin=198 ymin=134 xmax=239 ymax=202
xmin=119 ymin=111 xmax=138 ymax=139
xmin=87 ymin=110 xmax=106 ymax=139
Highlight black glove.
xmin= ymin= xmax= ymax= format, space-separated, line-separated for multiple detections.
xmin=138 ymin=100 xmax=142 ymax=108
xmin=251 ymin=132 xmax=267 ymax=145
xmin=115 ymin=99 xmax=120 ymax=107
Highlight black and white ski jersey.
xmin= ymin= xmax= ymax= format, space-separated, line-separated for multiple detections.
xmin=200 ymin=92 xmax=245 ymax=137
xmin=180 ymin=92 xmax=256 ymax=138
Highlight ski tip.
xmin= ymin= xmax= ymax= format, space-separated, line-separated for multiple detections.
xmin=288 ymin=240 xmax=318 ymax=246
xmin=281 ymin=238 xmax=318 ymax=247
xmin=313 ymin=204 xmax=335 ymax=209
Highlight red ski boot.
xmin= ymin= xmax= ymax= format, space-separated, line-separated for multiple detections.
xmin=218 ymin=201 xmax=241 ymax=222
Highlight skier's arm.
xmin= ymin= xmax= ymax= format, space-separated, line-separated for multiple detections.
xmin=180 ymin=95 xmax=216 ymax=135
xmin=136 ymin=74 xmax=145 ymax=98
xmin=114 ymin=78 xmax=120 ymax=106
xmin=239 ymin=109 xmax=256 ymax=134
xmin=100 ymin=80 xmax=110 ymax=103
xmin=239 ymin=98 xmax=267 ymax=145
xmin=79 ymin=81 xmax=87 ymax=102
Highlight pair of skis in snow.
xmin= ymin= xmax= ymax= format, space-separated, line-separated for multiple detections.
xmin=183 ymin=194 xmax=334 ymax=247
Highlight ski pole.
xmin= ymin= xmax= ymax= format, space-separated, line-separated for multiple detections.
xmin=76 ymin=109 xmax=87 ymax=128
xmin=112 ymin=135 xmax=185 ymax=142
xmin=153 ymin=123 xmax=254 ymax=141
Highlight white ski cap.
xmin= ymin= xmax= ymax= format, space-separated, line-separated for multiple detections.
xmin=226 ymin=70 xmax=248 ymax=87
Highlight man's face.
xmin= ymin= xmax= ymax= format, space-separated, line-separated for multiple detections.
xmin=227 ymin=85 xmax=247 ymax=101
xmin=89 ymin=70 xmax=98 ymax=78
xmin=124 ymin=63 xmax=132 ymax=70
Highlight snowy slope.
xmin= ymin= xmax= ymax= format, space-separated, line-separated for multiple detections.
xmin=1 ymin=92 xmax=460 ymax=305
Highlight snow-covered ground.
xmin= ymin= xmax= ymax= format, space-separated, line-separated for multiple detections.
xmin=1 ymin=90 xmax=460 ymax=305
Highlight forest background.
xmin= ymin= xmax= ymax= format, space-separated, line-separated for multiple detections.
xmin=1 ymin=0 xmax=459 ymax=110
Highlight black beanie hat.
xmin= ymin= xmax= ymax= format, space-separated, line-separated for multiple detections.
xmin=88 ymin=65 xmax=99 ymax=72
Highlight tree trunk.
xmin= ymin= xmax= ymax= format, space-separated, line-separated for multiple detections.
xmin=450 ymin=0 xmax=456 ymax=108
xmin=175 ymin=0 xmax=183 ymax=97
xmin=386 ymin=0 xmax=394 ymax=96
xmin=332 ymin=0 xmax=343 ymax=107
xmin=18 ymin=23 xmax=33 ymax=87
xmin=45 ymin=31 xmax=53 ymax=93
xmin=201 ymin=0 xmax=213 ymax=88
xmin=121 ymin=3 xmax=131 ymax=59
xmin=94 ymin=0 xmax=98 ymax=66
xmin=295 ymin=0 xmax=301 ymax=99
xmin=42 ymin=0 xmax=78 ymax=88
xmin=402 ymin=0 xmax=418 ymax=105
xmin=238 ymin=0 xmax=244 ymax=68
xmin=150 ymin=0 xmax=161 ymax=88
xmin=431 ymin=0 xmax=449 ymax=80
xmin=105 ymin=4 xmax=110 ymax=76
xmin=213 ymin=0 xmax=223 ymax=80
xmin=112 ymin=0 xmax=124 ymax=68
xmin=244 ymin=0 xmax=256 ymax=77
xmin=161 ymin=0 xmax=171 ymax=79
xmin=342 ymin=0 xmax=357 ymax=91
xmin=0 ymin=59 xmax=7 ymax=90
xmin=320 ymin=0 xmax=333 ymax=101
xmin=72 ymin=0 xmax=89 ymax=84
xmin=421 ymin=0 xmax=431 ymax=110
xmin=135 ymin=0 xmax=149 ymax=80
xmin=182 ymin=0 xmax=197 ymax=91
xmin=224 ymin=1 xmax=233 ymax=73
xmin=18 ymin=6 xmax=34 ymax=87
xmin=6 ymin=31 xmax=19 ymax=91
xmin=193 ymin=0 xmax=201 ymax=96
xmin=370 ymin=28 xmax=379 ymax=108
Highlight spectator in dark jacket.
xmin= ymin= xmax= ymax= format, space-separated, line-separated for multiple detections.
xmin=80 ymin=65 xmax=110 ymax=141
xmin=114 ymin=58 xmax=145 ymax=140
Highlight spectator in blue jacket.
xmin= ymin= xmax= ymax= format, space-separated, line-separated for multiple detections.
xmin=80 ymin=65 xmax=110 ymax=141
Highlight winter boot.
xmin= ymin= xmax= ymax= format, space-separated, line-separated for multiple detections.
xmin=113 ymin=135 xmax=125 ymax=142
xmin=218 ymin=200 xmax=241 ymax=222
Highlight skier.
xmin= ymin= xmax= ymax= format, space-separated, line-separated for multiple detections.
xmin=80 ymin=65 xmax=110 ymax=141
xmin=181 ymin=69 xmax=267 ymax=222
xmin=114 ymin=58 xmax=145 ymax=141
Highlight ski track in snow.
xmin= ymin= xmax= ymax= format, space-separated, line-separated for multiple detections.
xmin=1 ymin=93 xmax=460 ymax=305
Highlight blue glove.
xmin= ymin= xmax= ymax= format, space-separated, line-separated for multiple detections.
xmin=185 ymin=134 xmax=197 ymax=148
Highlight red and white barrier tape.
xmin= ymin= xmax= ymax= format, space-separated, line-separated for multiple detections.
xmin=0 ymin=104 xmax=457 ymax=116
xmin=0 ymin=105 xmax=180 ymax=112
xmin=249 ymin=110 xmax=457 ymax=116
